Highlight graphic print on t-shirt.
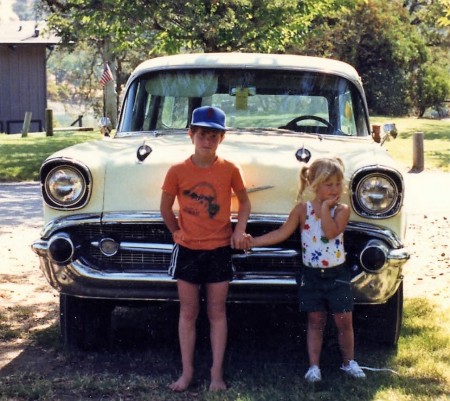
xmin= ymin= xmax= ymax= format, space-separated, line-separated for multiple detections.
xmin=182 ymin=182 xmax=220 ymax=218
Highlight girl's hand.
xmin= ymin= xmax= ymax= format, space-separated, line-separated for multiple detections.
xmin=231 ymin=232 xmax=253 ymax=249
xmin=323 ymin=195 xmax=340 ymax=209
xmin=242 ymin=233 xmax=254 ymax=250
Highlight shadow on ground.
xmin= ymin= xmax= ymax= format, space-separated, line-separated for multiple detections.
xmin=0 ymin=303 xmax=405 ymax=400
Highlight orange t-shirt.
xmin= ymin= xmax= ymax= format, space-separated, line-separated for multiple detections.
xmin=162 ymin=156 xmax=246 ymax=250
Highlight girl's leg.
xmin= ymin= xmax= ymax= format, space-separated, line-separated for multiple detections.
xmin=307 ymin=311 xmax=327 ymax=366
xmin=332 ymin=311 xmax=354 ymax=365
xmin=205 ymin=281 xmax=229 ymax=391
xmin=169 ymin=279 xmax=200 ymax=392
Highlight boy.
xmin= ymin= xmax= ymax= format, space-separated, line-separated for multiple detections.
xmin=160 ymin=106 xmax=251 ymax=391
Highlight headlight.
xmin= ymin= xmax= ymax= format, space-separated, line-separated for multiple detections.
xmin=351 ymin=168 xmax=403 ymax=218
xmin=40 ymin=159 xmax=92 ymax=209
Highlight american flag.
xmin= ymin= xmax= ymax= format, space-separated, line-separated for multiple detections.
xmin=99 ymin=63 xmax=114 ymax=87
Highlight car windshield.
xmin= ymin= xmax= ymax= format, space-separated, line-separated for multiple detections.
xmin=118 ymin=69 xmax=370 ymax=137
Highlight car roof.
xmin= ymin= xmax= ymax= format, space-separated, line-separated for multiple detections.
xmin=129 ymin=52 xmax=363 ymax=88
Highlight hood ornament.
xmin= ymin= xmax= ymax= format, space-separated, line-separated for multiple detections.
xmin=136 ymin=140 xmax=152 ymax=163
xmin=295 ymin=146 xmax=311 ymax=163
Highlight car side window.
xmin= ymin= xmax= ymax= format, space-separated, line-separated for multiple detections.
xmin=159 ymin=96 xmax=190 ymax=129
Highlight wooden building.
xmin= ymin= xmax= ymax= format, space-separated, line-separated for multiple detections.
xmin=0 ymin=21 xmax=59 ymax=134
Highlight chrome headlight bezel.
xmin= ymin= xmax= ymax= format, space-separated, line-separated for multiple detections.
xmin=40 ymin=158 xmax=92 ymax=210
xmin=350 ymin=167 xmax=404 ymax=219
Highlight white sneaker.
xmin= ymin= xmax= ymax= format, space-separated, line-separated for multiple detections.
xmin=341 ymin=360 xmax=366 ymax=378
xmin=304 ymin=365 xmax=322 ymax=382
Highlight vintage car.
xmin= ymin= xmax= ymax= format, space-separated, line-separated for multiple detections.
xmin=32 ymin=53 xmax=409 ymax=349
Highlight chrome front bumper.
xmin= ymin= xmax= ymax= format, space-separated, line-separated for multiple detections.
xmin=32 ymin=213 xmax=410 ymax=304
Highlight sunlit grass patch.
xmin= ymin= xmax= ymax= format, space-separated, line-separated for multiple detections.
xmin=0 ymin=131 xmax=99 ymax=181
xmin=372 ymin=116 xmax=450 ymax=172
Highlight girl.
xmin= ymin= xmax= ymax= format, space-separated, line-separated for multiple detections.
xmin=243 ymin=157 xmax=365 ymax=382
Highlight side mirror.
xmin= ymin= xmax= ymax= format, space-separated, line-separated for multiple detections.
xmin=372 ymin=123 xmax=398 ymax=145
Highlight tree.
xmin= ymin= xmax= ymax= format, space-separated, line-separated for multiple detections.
xmin=404 ymin=0 xmax=450 ymax=116
xmin=41 ymin=0 xmax=450 ymax=118
xmin=149 ymin=0 xmax=336 ymax=53
xmin=42 ymin=0 xmax=158 ymax=125
xmin=411 ymin=63 xmax=450 ymax=116
xmin=297 ymin=0 xmax=444 ymax=116
xmin=41 ymin=0 xmax=339 ymax=123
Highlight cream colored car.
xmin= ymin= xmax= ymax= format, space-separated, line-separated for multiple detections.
xmin=32 ymin=53 xmax=409 ymax=349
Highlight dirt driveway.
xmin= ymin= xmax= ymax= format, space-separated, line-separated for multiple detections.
xmin=0 ymin=172 xmax=449 ymax=370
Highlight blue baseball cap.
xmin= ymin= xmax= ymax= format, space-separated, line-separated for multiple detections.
xmin=191 ymin=106 xmax=226 ymax=130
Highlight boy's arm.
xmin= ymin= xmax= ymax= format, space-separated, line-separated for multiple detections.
xmin=230 ymin=188 xmax=251 ymax=249
xmin=160 ymin=191 xmax=179 ymax=235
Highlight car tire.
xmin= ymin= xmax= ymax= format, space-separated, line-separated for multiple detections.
xmin=354 ymin=282 xmax=403 ymax=347
xmin=60 ymin=294 xmax=113 ymax=350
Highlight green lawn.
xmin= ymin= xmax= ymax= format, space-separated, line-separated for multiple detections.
xmin=0 ymin=131 xmax=100 ymax=182
xmin=372 ymin=116 xmax=450 ymax=172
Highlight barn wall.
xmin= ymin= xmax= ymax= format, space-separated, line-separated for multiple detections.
xmin=0 ymin=44 xmax=47 ymax=133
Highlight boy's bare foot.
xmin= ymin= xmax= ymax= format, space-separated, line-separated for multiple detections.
xmin=168 ymin=374 xmax=192 ymax=392
xmin=209 ymin=379 xmax=227 ymax=391
xmin=209 ymin=367 xmax=227 ymax=391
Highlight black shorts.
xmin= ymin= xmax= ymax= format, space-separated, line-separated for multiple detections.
xmin=297 ymin=264 xmax=354 ymax=313
xmin=168 ymin=244 xmax=233 ymax=284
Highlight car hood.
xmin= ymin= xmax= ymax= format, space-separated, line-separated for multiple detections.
xmin=43 ymin=131 xmax=401 ymax=222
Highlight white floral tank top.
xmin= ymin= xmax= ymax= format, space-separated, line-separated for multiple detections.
xmin=301 ymin=201 xmax=346 ymax=268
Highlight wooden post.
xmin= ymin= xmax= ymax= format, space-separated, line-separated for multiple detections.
xmin=21 ymin=111 xmax=32 ymax=137
xmin=412 ymin=132 xmax=424 ymax=172
xmin=45 ymin=109 xmax=54 ymax=137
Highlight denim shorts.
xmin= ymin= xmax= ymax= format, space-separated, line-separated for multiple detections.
xmin=297 ymin=264 xmax=354 ymax=313
xmin=169 ymin=244 xmax=233 ymax=284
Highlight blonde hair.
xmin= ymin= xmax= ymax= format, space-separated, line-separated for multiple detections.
xmin=299 ymin=157 xmax=345 ymax=197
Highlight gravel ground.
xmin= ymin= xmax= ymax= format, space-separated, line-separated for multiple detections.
xmin=0 ymin=172 xmax=449 ymax=369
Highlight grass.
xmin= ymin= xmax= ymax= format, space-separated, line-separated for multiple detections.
xmin=0 ymin=131 xmax=100 ymax=182
xmin=0 ymin=299 xmax=449 ymax=400
xmin=0 ymin=116 xmax=449 ymax=183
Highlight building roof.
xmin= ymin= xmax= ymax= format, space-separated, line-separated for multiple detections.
xmin=0 ymin=21 xmax=60 ymax=44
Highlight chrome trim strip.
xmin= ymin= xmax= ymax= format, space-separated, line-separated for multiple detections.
xmin=55 ymin=259 xmax=299 ymax=285
xmin=41 ymin=214 xmax=102 ymax=238
xmin=41 ymin=212 xmax=408 ymax=251
xmin=388 ymin=248 xmax=410 ymax=261
xmin=91 ymin=241 xmax=173 ymax=253
xmin=245 ymin=185 xmax=275 ymax=194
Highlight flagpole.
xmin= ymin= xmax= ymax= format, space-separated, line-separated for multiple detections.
xmin=99 ymin=61 xmax=116 ymax=127
xmin=103 ymin=87 xmax=106 ymax=117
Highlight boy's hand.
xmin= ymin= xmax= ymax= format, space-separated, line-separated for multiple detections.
xmin=172 ymin=230 xmax=183 ymax=243
xmin=231 ymin=229 xmax=247 ymax=249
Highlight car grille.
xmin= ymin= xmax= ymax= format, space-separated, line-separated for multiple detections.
xmin=65 ymin=222 xmax=302 ymax=274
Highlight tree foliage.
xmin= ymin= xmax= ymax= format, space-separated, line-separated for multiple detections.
xmin=298 ymin=0 xmax=449 ymax=116
xmin=148 ymin=0 xmax=336 ymax=53
xmin=41 ymin=0 xmax=450 ymax=118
